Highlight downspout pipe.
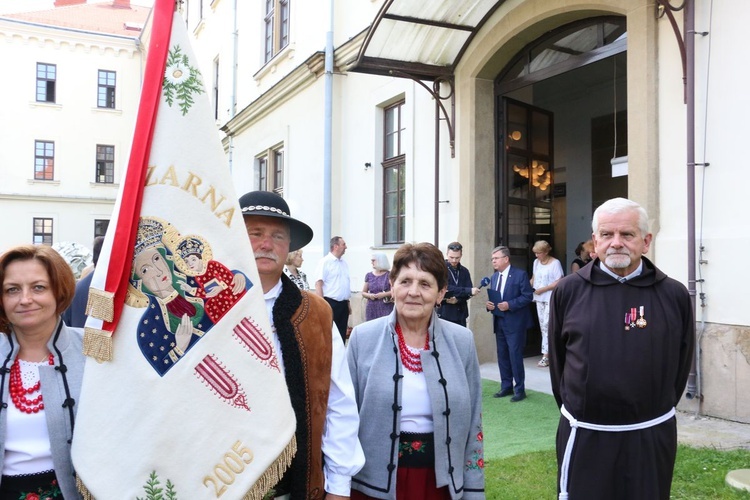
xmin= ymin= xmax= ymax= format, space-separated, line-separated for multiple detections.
xmin=323 ymin=0 xmax=334 ymax=251
xmin=228 ymin=0 xmax=238 ymax=174
xmin=434 ymin=88 xmax=440 ymax=246
xmin=684 ymin=0 xmax=698 ymax=400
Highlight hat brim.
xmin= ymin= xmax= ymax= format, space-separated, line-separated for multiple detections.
xmin=242 ymin=210 xmax=313 ymax=252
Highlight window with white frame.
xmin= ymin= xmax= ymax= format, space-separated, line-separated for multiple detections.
xmin=34 ymin=140 xmax=55 ymax=181
xmin=96 ymin=145 xmax=115 ymax=183
xmin=36 ymin=63 xmax=56 ymax=103
xmin=98 ymin=70 xmax=116 ymax=109
xmin=33 ymin=218 xmax=53 ymax=245
xmin=256 ymin=145 xmax=284 ymax=195
xmin=263 ymin=0 xmax=290 ymax=63
xmin=383 ymin=101 xmax=405 ymax=244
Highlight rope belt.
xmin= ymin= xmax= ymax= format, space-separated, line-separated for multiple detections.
xmin=558 ymin=404 xmax=675 ymax=500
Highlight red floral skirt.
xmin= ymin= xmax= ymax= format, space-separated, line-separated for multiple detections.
xmin=351 ymin=432 xmax=451 ymax=500
xmin=0 ymin=470 xmax=60 ymax=500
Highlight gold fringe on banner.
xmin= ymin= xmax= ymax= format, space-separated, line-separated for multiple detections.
xmin=76 ymin=476 xmax=94 ymax=500
xmin=85 ymin=288 xmax=115 ymax=323
xmin=83 ymin=327 xmax=113 ymax=362
xmin=243 ymin=434 xmax=297 ymax=500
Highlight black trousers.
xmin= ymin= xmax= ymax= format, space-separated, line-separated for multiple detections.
xmin=325 ymin=297 xmax=350 ymax=343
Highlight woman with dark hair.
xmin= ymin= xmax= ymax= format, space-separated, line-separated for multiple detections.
xmin=347 ymin=243 xmax=484 ymax=499
xmin=570 ymin=240 xmax=594 ymax=273
xmin=0 ymin=245 xmax=83 ymax=499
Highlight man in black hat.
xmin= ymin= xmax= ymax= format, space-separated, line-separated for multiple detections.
xmin=239 ymin=190 xmax=364 ymax=499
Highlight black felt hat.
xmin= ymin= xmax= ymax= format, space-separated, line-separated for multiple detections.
xmin=238 ymin=191 xmax=313 ymax=251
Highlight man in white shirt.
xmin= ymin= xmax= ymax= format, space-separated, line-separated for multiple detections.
xmin=239 ymin=190 xmax=364 ymax=499
xmin=315 ymin=236 xmax=351 ymax=343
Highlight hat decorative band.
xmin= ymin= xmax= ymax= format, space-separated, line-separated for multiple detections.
xmin=241 ymin=205 xmax=289 ymax=217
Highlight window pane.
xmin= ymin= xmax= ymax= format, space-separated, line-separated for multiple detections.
xmin=531 ymin=111 xmax=550 ymax=155
xmin=264 ymin=0 xmax=275 ymax=62
xmin=507 ymin=204 xmax=529 ymax=250
xmin=34 ymin=141 xmax=54 ymax=181
xmin=506 ymin=103 xmax=527 ymax=150
xmin=507 ymin=154 xmax=528 ymax=199
xmin=33 ymin=218 xmax=53 ymax=245
xmin=96 ymin=145 xmax=115 ymax=183
xmin=530 ymin=159 xmax=552 ymax=200
xmin=384 ymin=102 xmax=403 ymax=159
xmin=383 ymin=161 xmax=405 ymax=244
xmin=257 ymin=157 xmax=267 ymax=190
xmin=273 ymin=149 xmax=284 ymax=194
xmin=36 ymin=63 xmax=56 ymax=103
xmin=385 ymin=217 xmax=398 ymax=244
xmin=279 ymin=0 xmax=290 ymax=49
xmin=95 ymin=219 xmax=110 ymax=237
xmin=98 ymin=70 xmax=116 ymax=108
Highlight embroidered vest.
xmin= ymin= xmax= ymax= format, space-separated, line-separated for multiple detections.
xmin=273 ymin=275 xmax=333 ymax=499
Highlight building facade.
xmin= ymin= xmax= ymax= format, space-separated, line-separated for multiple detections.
xmin=0 ymin=1 xmax=150 ymax=255
xmin=195 ymin=0 xmax=749 ymax=422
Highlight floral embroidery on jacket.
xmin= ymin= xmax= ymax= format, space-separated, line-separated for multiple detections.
xmin=466 ymin=424 xmax=485 ymax=470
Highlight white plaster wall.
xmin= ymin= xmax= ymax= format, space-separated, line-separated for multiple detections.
xmin=0 ymin=20 xmax=143 ymax=253
xmin=657 ymin=1 xmax=750 ymax=328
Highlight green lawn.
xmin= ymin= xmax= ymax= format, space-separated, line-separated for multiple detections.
xmin=481 ymin=380 xmax=750 ymax=499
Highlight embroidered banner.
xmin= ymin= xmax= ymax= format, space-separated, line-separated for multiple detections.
xmin=70 ymin=2 xmax=296 ymax=498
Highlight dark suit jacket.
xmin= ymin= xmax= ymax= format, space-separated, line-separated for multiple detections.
xmin=62 ymin=272 xmax=93 ymax=328
xmin=489 ymin=265 xmax=533 ymax=333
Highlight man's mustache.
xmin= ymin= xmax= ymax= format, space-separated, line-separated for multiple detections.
xmin=254 ymin=251 xmax=279 ymax=262
xmin=606 ymin=248 xmax=630 ymax=256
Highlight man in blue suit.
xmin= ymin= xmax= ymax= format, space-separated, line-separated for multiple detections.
xmin=486 ymin=245 xmax=534 ymax=402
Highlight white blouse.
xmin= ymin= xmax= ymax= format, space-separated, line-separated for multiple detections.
xmin=3 ymin=359 xmax=54 ymax=475
xmin=399 ymin=359 xmax=434 ymax=434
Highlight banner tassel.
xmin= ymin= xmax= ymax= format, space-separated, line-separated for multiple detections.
xmin=243 ymin=435 xmax=297 ymax=500
xmin=76 ymin=476 xmax=94 ymax=500
xmin=83 ymin=327 xmax=114 ymax=362
xmin=85 ymin=288 xmax=115 ymax=323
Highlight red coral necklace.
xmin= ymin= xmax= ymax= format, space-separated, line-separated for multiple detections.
xmin=10 ymin=354 xmax=54 ymax=414
xmin=395 ymin=323 xmax=429 ymax=373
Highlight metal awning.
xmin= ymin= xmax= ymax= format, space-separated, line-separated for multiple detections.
xmin=352 ymin=0 xmax=507 ymax=80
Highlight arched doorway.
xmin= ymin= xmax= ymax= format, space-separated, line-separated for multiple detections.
xmin=494 ymin=16 xmax=628 ymax=354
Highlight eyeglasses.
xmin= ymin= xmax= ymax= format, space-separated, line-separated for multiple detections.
xmin=447 ymin=244 xmax=462 ymax=251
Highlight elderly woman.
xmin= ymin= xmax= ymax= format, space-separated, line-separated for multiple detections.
xmin=361 ymin=252 xmax=393 ymax=321
xmin=0 ymin=245 xmax=84 ymax=499
xmin=347 ymin=243 xmax=484 ymax=499
xmin=283 ymin=249 xmax=309 ymax=290
xmin=530 ymin=240 xmax=564 ymax=368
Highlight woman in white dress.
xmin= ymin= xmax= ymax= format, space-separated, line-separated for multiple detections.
xmin=530 ymin=240 xmax=564 ymax=367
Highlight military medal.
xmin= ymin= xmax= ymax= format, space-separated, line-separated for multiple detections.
xmin=630 ymin=307 xmax=637 ymax=329
xmin=624 ymin=312 xmax=631 ymax=331
xmin=636 ymin=305 xmax=647 ymax=329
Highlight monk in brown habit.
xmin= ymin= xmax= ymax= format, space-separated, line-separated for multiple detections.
xmin=549 ymin=197 xmax=694 ymax=500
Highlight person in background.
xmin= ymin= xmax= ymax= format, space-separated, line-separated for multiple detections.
xmin=62 ymin=236 xmax=104 ymax=328
xmin=437 ymin=242 xmax=480 ymax=327
xmin=0 ymin=245 xmax=84 ymax=499
xmin=315 ymin=236 xmax=351 ymax=343
xmin=486 ymin=245 xmax=534 ymax=402
xmin=530 ymin=240 xmax=564 ymax=368
xmin=240 ymin=190 xmax=364 ymax=498
xmin=361 ymin=252 xmax=393 ymax=321
xmin=284 ymin=249 xmax=309 ymax=290
xmin=570 ymin=240 xmax=594 ymax=273
xmin=549 ymin=198 xmax=695 ymax=499
xmin=348 ymin=242 xmax=484 ymax=499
